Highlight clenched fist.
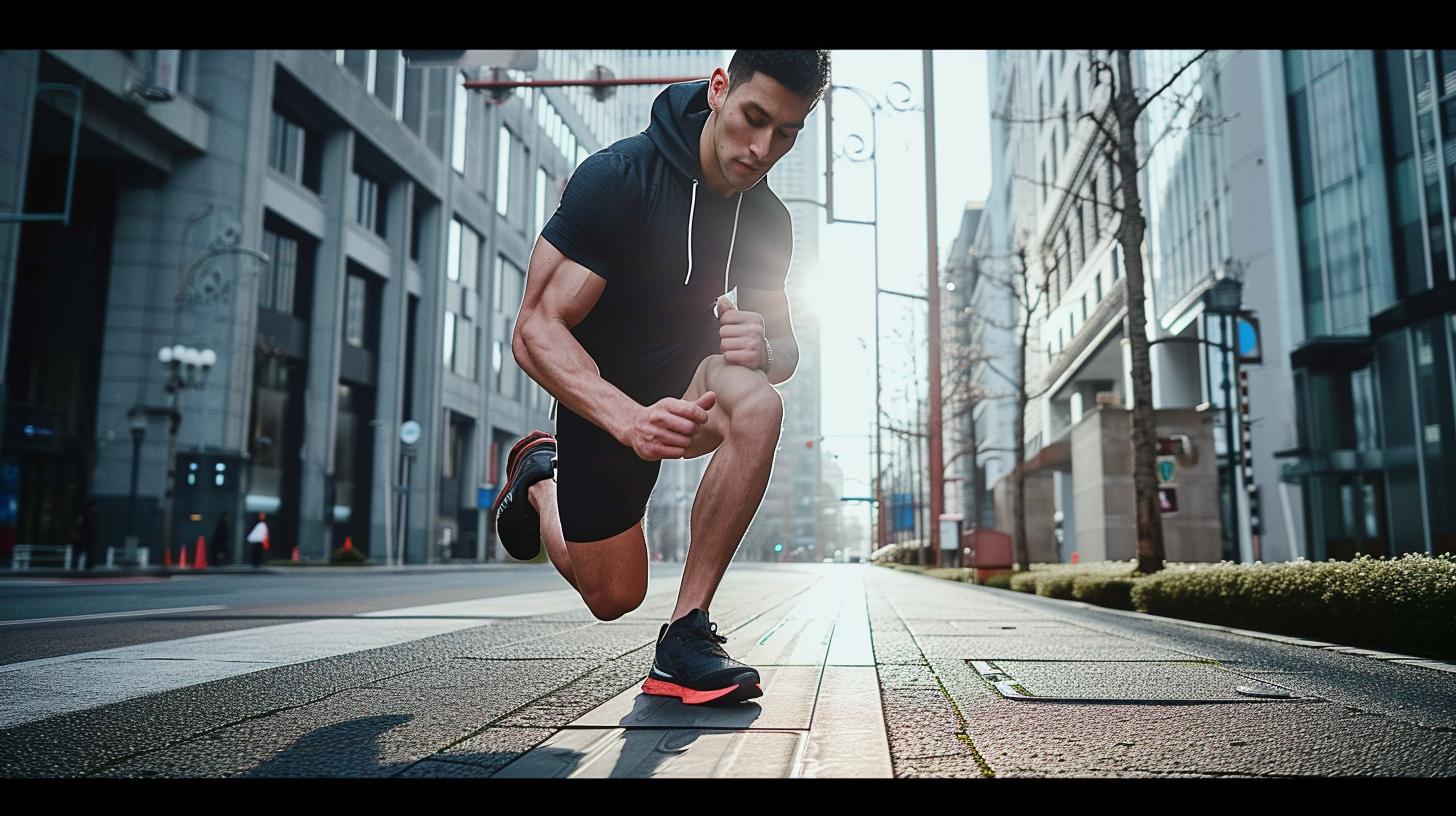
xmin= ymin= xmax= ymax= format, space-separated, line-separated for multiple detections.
xmin=625 ymin=391 xmax=717 ymax=461
xmin=716 ymin=294 xmax=768 ymax=371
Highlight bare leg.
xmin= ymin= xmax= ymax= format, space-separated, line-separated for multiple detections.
xmin=531 ymin=477 xmax=650 ymax=620
xmin=671 ymin=356 xmax=782 ymax=622
xmin=529 ymin=479 xmax=577 ymax=591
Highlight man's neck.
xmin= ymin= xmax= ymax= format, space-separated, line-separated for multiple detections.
xmin=697 ymin=112 xmax=737 ymax=199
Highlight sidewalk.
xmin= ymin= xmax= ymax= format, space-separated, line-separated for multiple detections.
xmin=2 ymin=563 xmax=1454 ymax=778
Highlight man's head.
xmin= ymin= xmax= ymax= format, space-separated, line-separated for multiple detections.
xmin=702 ymin=50 xmax=831 ymax=194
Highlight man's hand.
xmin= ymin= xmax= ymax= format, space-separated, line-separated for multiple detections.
xmin=716 ymin=294 xmax=768 ymax=371
xmin=625 ymin=391 xmax=717 ymax=461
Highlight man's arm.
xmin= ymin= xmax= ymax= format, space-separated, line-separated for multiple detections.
xmin=736 ymin=286 xmax=799 ymax=386
xmin=514 ymin=236 xmax=713 ymax=460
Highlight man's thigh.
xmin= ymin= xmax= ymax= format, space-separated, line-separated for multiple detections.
xmin=678 ymin=354 xmax=775 ymax=459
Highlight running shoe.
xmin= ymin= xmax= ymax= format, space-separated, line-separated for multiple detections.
xmin=641 ymin=609 xmax=762 ymax=705
xmin=492 ymin=430 xmax=556 ymax=560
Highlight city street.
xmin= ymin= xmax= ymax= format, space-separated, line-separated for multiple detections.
xmin=2 ymin=563 xmax=1453 ymax=778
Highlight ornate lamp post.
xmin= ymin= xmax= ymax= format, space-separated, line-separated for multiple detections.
xmin=156 ymin=344 xmax=215 ymax=565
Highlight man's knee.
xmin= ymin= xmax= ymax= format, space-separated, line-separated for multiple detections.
xmin=730 ymin=381 xmax=784 ymax=435
xmin=582 ymin=581 xmax=648 ymax=621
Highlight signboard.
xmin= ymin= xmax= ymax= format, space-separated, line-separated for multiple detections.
xmin=1157 ymin=456 xmax=1177 ymax=484
xmin=477 ymin=484 xmax=498 ymax=510
xmin=399 ymin=420 xmax=422 ymax=446
xmin=892 ymin=492 xmax=914 ymax=532
xmin=939 ymin=515 xmax=963 ymax=551
xmin=1158 ymin=487 xmax=1179 ymax=514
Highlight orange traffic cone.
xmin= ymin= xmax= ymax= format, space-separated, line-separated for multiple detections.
xmin=179 ymin=542 xmax=190 ymax=568
xmin=291 ymin=544 xmax=300 ymax=561
xmin=343 ymin=536 xmax=353 ymax=552
xmin=195 ymin=535 xmax=208 ymax=569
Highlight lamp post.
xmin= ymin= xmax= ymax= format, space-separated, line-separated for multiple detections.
xmin=156 ymin=344 xmax=216 ymax=566
xmin=125 ymin=406 xmax=146 ymax=560
xmin=822 ymin=79 xmax=919 ymax=558
xmin=1148 ymin=275 xmax=1243 ymax=561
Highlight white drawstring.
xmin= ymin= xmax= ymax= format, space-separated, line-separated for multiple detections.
xmin=682 ymin=179 xmax=744 ymax=290
xmin=683 ymin=179 xmax=699 ymax=285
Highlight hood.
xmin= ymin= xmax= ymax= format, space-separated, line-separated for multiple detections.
xmin=646 ymin=80 xmax=711 ymax=181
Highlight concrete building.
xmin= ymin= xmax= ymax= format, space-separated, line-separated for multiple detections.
xmin=0 ymin=49 xmax=700 ymax=566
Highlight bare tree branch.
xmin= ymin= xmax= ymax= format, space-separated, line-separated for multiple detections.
xmin=1136 ymin=49 xmax=1212 ymax=117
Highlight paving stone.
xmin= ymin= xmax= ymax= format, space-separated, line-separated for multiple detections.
xmin=462 ymin=623 xmax=661 ymax=661
xmin=90 ymin=660 xmax=593 ymax=778
xmin=429 ymin=727 xmax=556 ymax=773
xmin=993 ymin=660 xmax=1310 ymax=702
xmin=493 ymin=728 xmax=804 ymax=778
xmin=917 ymin=633 xmax=1186 ymax=661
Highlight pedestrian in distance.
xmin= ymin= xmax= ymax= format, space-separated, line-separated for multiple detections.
xmin=246 ymin=512 xmax=269 ymax=568
xmin=495 ymin=50 xmax=830 ymax=706
xmin=210 ymin=511 xmax=231 ymax=567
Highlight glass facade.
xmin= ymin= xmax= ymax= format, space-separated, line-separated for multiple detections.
xmin=1285 ymin=50 xmax=1456 ymax=558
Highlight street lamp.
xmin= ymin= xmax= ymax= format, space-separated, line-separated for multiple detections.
xmin=125 ymin=406 xmax=147 ymax=561
xmin=1146 ymin=274 xmax=1244 ymax=561
xmin=823 ymin=79 xmax=919 ymax=560
xmin=1202 ymin=275 xmax=1244 ymax=562
xmin=157 ymin=343 xmax=216 ymax=566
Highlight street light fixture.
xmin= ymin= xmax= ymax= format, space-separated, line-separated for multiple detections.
xmin=157 ymin=344 xmax=216 ymax=566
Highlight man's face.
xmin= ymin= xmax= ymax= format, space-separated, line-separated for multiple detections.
xmin=707 ymin=67 xmax=812 ymax=192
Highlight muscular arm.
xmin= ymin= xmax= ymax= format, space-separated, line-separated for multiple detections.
xmin=512 ymin=236 xmax=640 ymax=441
xmin=737 ymin=285 xmax=799 ymax=386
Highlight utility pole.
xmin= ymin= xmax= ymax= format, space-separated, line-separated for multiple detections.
xmin=923 ymin=51 xmax=944 ymax=565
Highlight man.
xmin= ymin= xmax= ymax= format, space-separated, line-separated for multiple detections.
xmin=493 ymin=50 xmax=830 ymax=705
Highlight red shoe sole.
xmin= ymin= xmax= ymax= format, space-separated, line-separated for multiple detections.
xmin=641 ymin=677 xmax=763 ymax=705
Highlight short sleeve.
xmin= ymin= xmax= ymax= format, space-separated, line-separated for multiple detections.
xmin=539 ymin=151 xmax=639 ymax=281
xmin=732 ymin=196 xmax=794 ymax=291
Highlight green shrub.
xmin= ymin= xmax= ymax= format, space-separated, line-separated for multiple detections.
xmin=1071 ymin=575 xmax=1138 ymax=610
xmin=1035 ymin=573 xmax=1077 ymax=600
xmin=1132 ymin=554 xmax=1456 ymax=660
xmin=981 ymin=572 xmax=1012 ymax=589
xmin=1010 ymin=572 xmax=1040 ymax=593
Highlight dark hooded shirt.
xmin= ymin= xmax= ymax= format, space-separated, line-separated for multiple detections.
xmin=539 ymin=80 xmax=793 ymax=403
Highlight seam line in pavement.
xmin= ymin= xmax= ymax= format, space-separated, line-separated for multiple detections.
xmin=879 ymin=587 xmax=996 ymax=778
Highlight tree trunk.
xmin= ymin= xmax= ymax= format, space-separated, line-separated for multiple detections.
xmin=1012 ymin=250 xmax=1031 ymax=572
xmin=1113 ymin=50 xmax=1166 ymax=575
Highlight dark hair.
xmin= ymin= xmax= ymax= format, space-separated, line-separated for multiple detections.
xmin=727 ymin=50 xmax=831 ymax=108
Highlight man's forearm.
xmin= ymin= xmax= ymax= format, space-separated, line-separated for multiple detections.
xmin=515 ymin=317 xmax=640 ymax=440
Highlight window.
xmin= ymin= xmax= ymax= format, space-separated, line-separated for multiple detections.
xmin=354 ymin=171 xmax=386 ymax=237
xmin=447 ymin=219 xmax=462 ymax=281
xmin=402 ymin=65 xmax=424 ymax=134
xmin=535 ymin=168 xmax=551 ymax=234
xmin=496 ymin=126 xmax=513 ymax=217
xmin=268 ymin=111 xmax=305 ymax=184
xmin=442 ymin=310 xmax=456 ymax=369
xmin=344 ymin=274 xmax=366 ymax=348
xmin=451 ymin=73 xmax=468 ymax=174
xmin=1111 ymin=245 xmax=1121 ymax=282
xmin=260 ymin=229 xmax=298 ymax=314
xmin=374 ymin=50 xmax=402 ymax=116
xmin=343 ymin=50 xmax=369 ymax=84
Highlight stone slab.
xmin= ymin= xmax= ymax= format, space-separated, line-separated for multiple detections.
xmin=569 ymin=665 xmax=822 ymax=730
xmin=493 ymin=727 xmax=805 ymax=778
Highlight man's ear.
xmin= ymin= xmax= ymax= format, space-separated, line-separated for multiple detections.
xmin=708 ymin=67 xmax=729 ymax=113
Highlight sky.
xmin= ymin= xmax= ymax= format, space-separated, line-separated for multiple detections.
xmin=802 ymin=50 xmax=993 ymax=554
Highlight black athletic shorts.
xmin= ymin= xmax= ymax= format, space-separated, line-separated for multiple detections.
xmin=554 ymin=322 xmax=723 ymax=543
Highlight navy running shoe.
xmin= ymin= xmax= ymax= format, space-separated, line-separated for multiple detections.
xmin=492 ymin=430 xmax=556 ymax=560
xmin=641 ymin=609 xmax=762 ymax=705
